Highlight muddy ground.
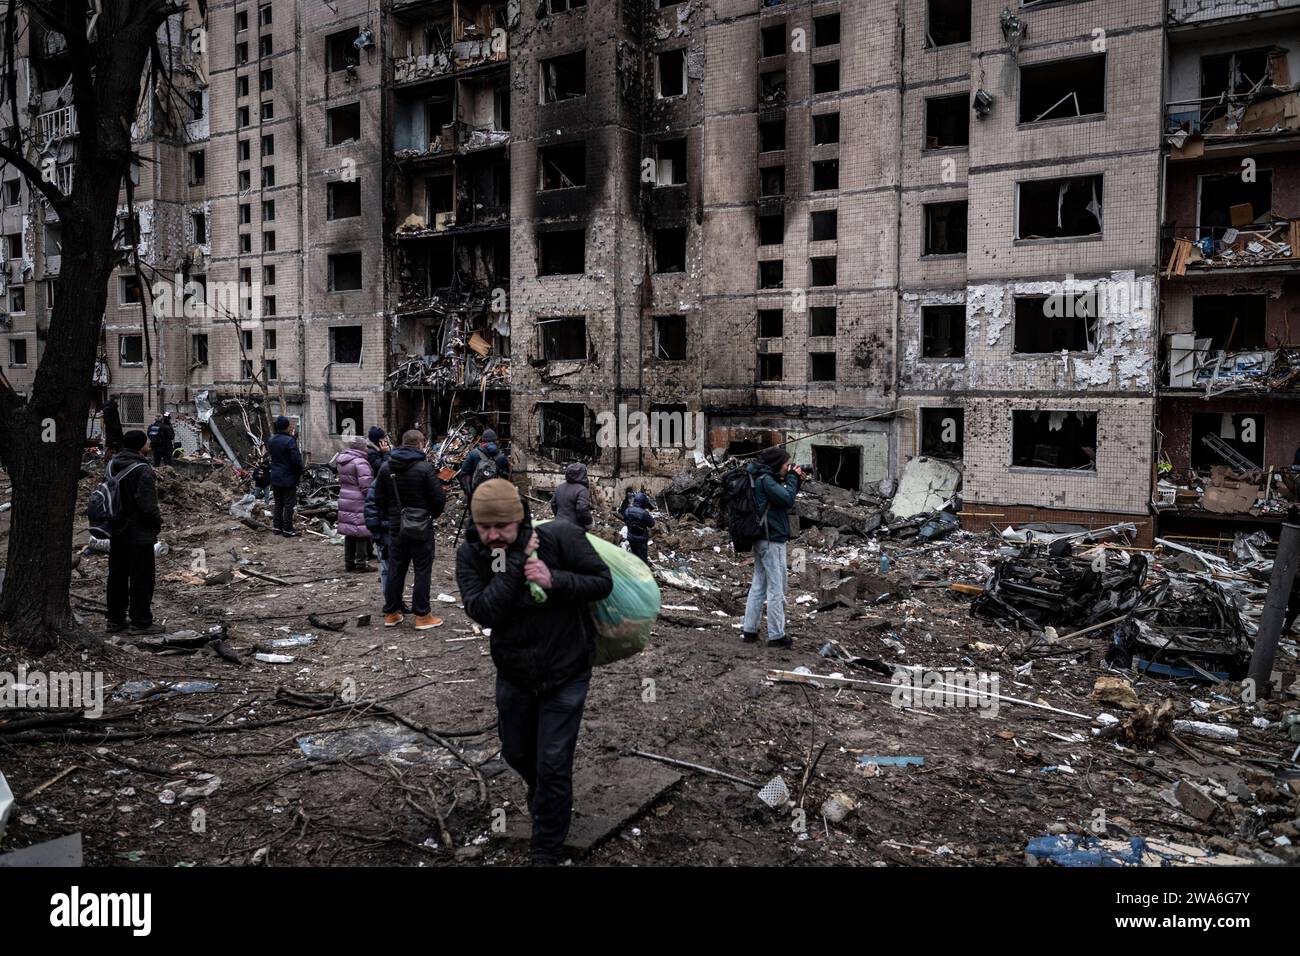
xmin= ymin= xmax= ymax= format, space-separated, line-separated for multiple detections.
xmin=1 ymin=466 xmax=1298 ymax=867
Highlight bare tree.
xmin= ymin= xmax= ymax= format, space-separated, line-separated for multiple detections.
xmin=0 ymin=0 xmax=183 ymax=652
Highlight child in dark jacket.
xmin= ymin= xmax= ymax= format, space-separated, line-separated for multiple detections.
xmin=620 ymin=491 xmax=655 ymax=566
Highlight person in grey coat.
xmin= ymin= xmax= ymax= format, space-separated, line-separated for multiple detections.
xmin=550 ymin=462 xmax=593 ymax=530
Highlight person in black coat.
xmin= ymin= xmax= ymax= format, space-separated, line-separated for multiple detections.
xmin=105 ymin=430 xmax=164 ymax=634
xmin=374 ymin=429 xmax=446 ymax=629
xmin=550 ymin=462 xmax=593 ymax=530
xmin=147 ymin=413 xmax=174 ymax=467
xmin=267 ymin=415 xmax=303 ymax=536
xmin=101 ymin=397 xmax=124 ymax=454
xmin=619 ymin=491 xmax=656 ymax=566
xmin=455 ymin=478 xmax=613 ymax=865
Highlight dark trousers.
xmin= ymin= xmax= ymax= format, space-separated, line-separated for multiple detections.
xmin=107 ymin=538 xmax=156 ymax=627
xmin=152 ymin=447 xmax=167 ymax=467
xmin=384 ymin=532 xmax=433 ymax=615
xmin=344 ymin=535 xmax=372 ymax=569
xmin=272 ymin=484 xmax=296 ymax=532
xmin=495 ymin=672 xmax=590 ymax=865
xmin=630 ymin=538 xmax=650 ymax=566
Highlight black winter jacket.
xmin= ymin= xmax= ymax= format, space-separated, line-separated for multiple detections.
xmin=551 ymin=462 xmax=593 ymax=529
xmin=106 ymin=450 xmax=162 ymax=546
xmin=374 ymin=446 xmax=446 ymax=535
xmin=456 ymin=507 xmax=613 ymax=691
xmin=268 ymin=431 xmax=303 ymax=488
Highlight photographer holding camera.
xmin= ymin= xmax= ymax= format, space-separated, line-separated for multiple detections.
xmin=740 ymin=446 xmax=805 ymax=649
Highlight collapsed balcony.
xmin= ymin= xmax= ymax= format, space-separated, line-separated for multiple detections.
xmin=391 ymin=0 xmax=511 ymax=85
xmin=388 ymin=308 xmax=511 ymax=393
xmin=393 ymin=74 xmax=511 ymax=161
xmin=1166 ymin=46 xmax=1300 ymax=157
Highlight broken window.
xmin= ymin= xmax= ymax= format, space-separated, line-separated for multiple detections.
xmin=263 ymin=295 xmax=277 ymax=316
xmin=329 ymin=253 xmax=363 ymax=292
xmin=261 ymin=134 xmax=274 ymax=156
xmin=812 ymin=159 xmax=839 ymax=191
xmin=760 ymin=70 xmax=787 ymax=105
xmin=654 ymin=314 xmax=687 ymax=360
xmin=192 ymin=212 xmax=207 ymax=244
xmin=333 ymin=400 xmax=364 ymax=435
xmin=759 ymin=118 xmax=786 ymax=152
xmin=814 ymin=14 xmax=841 ymax=47
xmin=261 ymin=166 xmax=276 ymax=188
xmin=925 ymin=93 xmax=970 ymax=148
xmin=539 ymin=316 xmax=588 ymax=361
xmin=238 ymin=105 xmax=250 ymax=128
xmin=926 ymin=0 xmax=970 ymax=47
xmin=920 ymin=407 xmax=964 ymax=459
xmin=549 ymin=0 xmax=587 ymax=12
xmin=238 ymin=75 xmax=250 ymax=98
xmin=1017 ymin=175 xmax=1102 ymax=240
xmin=538 ymin=229 xmax=586 ymax=275
xmin=9 ymin=338 xmax=27 ymax=366
xmin=191 ymin=334 xmax=208 ymax=367
xmin=813 ymin=444 xmax=860 ymax=490
xmin=921 ymin=304 xmax=966 ymax=358
xmin=328 ymin=180 xmax=362 ymax=219
xmin=1019 ymin=55 xmax=1105 ymax=123
xmin=654 ymin=139 xmax=688 ymax=185
xmin=658 ymin=49 xmax=686 ymax=98
xmin=1011 ymin=410 xmax=1097 ymax=470
xmin=1192 ymin=294 xmax=1267 ymax=351
xmin=1200 ymin=48 xmax=1273 ymax=102
xmin=539 ymin=141 xmax=587 ymax=190
xmin=327 ymin=103 xmax=361 ymax=145
xmin=812 ymin=61 xmax=840 ymax=95
xmin=331 ymin=325 xmax=363 ymax=364
xmin=924 ymin=201 xmax=967 ymax=255
xmin=1191 ymin=413 xmax=1264 ymax=470
xmin=1198 ymin=170 xmax=1272 ymax=235
xmin=120 ymin=276 xmax=143 ymax=306
xmin=760 ymin=166 xmax=786 ymax=196
xmin=758 ymin=208 xmax=785 ymax=246
xmin=810 ymin=209 xmax=838 ymax=241
xmin=238 ymin=139 xmax=251 ymax=162
xmin=810 ymin=256 xmax=837 ymax=287
xmin=654 ymin=228 xmax=687 ymax=273
xmin=809 ymin=307 xmax=837 ymax=337
xmin=189 ymin=151 xmax=205 ymax=186
xmin=759 ymin=352 xmax=784 ymax=381
xmin=1013 ymin=295 xmax=1099 ymax=353
xmin=758 ymin=309 xmax=783 ymax=337
xmin=812 ymin=112 xmax=840 ymax=145
xmin=809 ymin=352 xmax=836 ymax=381
xmin=9 ymin=288 xmax=24 ymax=313
xmin=240 ymin=329 xmax=254 ymax=352
xmin=119 ymin=334 xmax=143 ymax=366
xmin=266 ymin=359 xmax=279 ymax=381
xmin=261 ymin=68 xmax=273 ymax=92
xmin=261 ymin=100 xmax=274 ymax=121
xmin=541 ymin=51 xmax=586 ymax=103
xmin=537 ymin=401 xmax=597 ymax=463
xmin=761 ymin=24 xmax=785 ymax=58
xmin=265 ymin=329 xmax=277 ymax=349
xmin=759 ymin=260 xmax=784 ymax=289
xmin=45 ymin=223 xmax=62 ymax=258
xmin=326 ymin=27 xmax=361 ymax=72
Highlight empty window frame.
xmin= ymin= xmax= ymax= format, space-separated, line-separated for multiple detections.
xmin=812 ymin=159 xmax=839 ymax=191
xmin=654 ymin=314 xmax=687 ymax=360
xmin=189 ymin=151 xmax=206 ymax=186
xmin=120 ymin=275 xmax=143 ymax=305
xmin=812 ymin=61 xmax=840 ymax=95
xmin=191 ymin=333 xmax=209 ymax=367
xmin=1017 ymin=175 xmax=1103 ymax=240
xmin=809 ymin=306 xmax=837 ymax=337
xmin=658 ymin=49 xmax=686 ymax=98
xmin=1019 ymin=55 xmax=1105 ymax=124
xmin=1200 ymin=48 xmax=1274 ymax=101
xmin=192 ymin=212 xmax=207 ymax=244
xmin=266 ymin=359 xmax=278 ymax=381
xmin=119 ymin=334 xmax=143 ymax=366
xmin=758 ymin=209 xmax=785 ymax=246
xmin=810 ymin=209 xmax=838 ymax=241
xmin=920 ymin=407 xmax=964 ymax=459
xmin=654 ymin=228 xmax=687 ymax=273
xmin=1192 ymin=294 xmax=1268 ymax=351
xmin=333 ymin=400 xmax=364 ymax=435
xmin=1013 ymin=295 xmax=1099 ymax=353
xmin=331 ymin=326 xmax=363 ymax=364
xmin=327 ymin=103 xmax=361 ymax=145
xmin=759 ymin=118 xmax=786 ymax=152
xmin=548 ymin=0 xmax=588 ymax=12
xmin=925 ymin=93 xmax=969 ymax=148
xmin=537 ymin=401 xmax=597 ymax=462
xmin=328 ymin=253 xmax=363 ymax=292
xmin=1191 ymin=412 xmax=1264 ymax=469
xmin=328 ymin=180 xmax=362 ymax=219
xmin=809 ymin=352 xmax=836 ymax=381
xmin=539 ymin=141 xmax=586 ymax=190
xmin=812 ymin=112 xmax=840 ymax=145
xmin=758 ymin=352 xmax=784 ymax=381
xmin=1011 ymin=410 xmax=1098 ymax=470
xmin=759 ymin=260 xmax=784 ymax=289
xmin=814 ymin=14 xmax=841 ymax=47
xmin=538 ymin=229 xmax=586 ymax=275
xmin=760 ymin=166 xmax=786 ymax=196
xmin=809 ymin=256 xmax=837 ymax=287
xmin=926 ymin=0 xmax=971 ymax=47
xmin=758 ymin=309 xmax=783 ymax=337
xmin=541 ymin=51 xmax=586 ymax=102
xmin=539 ymin=316 xmax=588 ymax=361
xmin=9 ymin=338 xmax=27 ymax=366
xmin=812 ymin=444 xmax=859 ymax=490
xmin=761 ymin=24 xmax=785 ymax=58
xmin=1198 ymin=170 xmax=1272 ymax=234
xmin=760 ymin=70 xmax=787 ymax=104
xmin=326 ymin=27 xmax=361 ymax=72
xmin=654 ymin=139 xmax=688 ymax=185
xmin=924 ymin=200 xmax=967 ymax=254
xmin=921 ymin=303 xmax=966 ymax=358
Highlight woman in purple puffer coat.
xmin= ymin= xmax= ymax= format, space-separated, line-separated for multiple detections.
xmin=336 ymin=435 xmax=374 ymax=572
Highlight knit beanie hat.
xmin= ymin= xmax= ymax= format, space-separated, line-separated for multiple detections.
xmin=368 ymin=426 xmax=386 ymax=443
xmin=471 ymin=478 xmax=524 ymax=524
xmin=758 ymin=446 xmax=789 ymax=469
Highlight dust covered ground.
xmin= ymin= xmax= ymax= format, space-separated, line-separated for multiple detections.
xmin=1 ymin=466 xmax=1298 ymax=867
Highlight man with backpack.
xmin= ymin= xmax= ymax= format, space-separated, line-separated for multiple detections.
xmin=734 ymin=447 xmax=804 ymax=649
xmin=457 ymin=428 xmax=509 ymax=499
xmin=268 ymin=415 xmax=303 ymax=536
xmin=99 ymin=430 xmax=164 ymax=634
xmin=454 ymin=478 xmax=613 ymax=865
xmin=147 ymin=413 xmax=174 ymax=467
xmin=374 ymin=429 xmax=446 ymax=630
xmin=619 ymin=490 xmax=655 ymax=565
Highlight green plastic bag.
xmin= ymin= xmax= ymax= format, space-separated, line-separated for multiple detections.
xmin=536 ymin=520 xmax=660 ymax=666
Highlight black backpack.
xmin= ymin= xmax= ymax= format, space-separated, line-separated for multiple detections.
xmin=723 ymin=468 xmax=767 ymax=553
xmin=87 ymin=460 xmax=144 ymax=539
xmin=147 ymin=421 xmax=163 ymax=443
xmin=470 ymin=454 xmax=499 ymax=492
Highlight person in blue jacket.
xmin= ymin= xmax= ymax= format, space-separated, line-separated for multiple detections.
xmin=267 ymin=415 xmax=303 ymax=536
xmin=619 ymin=491 xmax=655 ymax=566
xmin=740 ymin=446 xmax=805 ymax=649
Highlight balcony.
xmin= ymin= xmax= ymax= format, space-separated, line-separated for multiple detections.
xmin=37 ymin=105 xmax=78 ymax=143
xmin=1162 ymin=221 xmax=1299 ymax=276
xmin=1163 ymin=334 xmax=1300 ymax=396
xmin=1169 ymin=0 xmax=1300 ymax=28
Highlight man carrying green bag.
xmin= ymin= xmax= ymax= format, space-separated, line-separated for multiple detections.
xmin=455 ymin=478 xmax=613 ymax=865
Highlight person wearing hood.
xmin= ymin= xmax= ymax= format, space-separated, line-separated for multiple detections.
xmin=101 ymin=396 xmax=124 ymax=455
xmin=619 ymin=491 xmax=655 ymax=565
xmin=455 ymin=478 xmax=613 ymax=866
xmin=741 ymin=446 xmax=805 ymax=649
xmin=105 ymin=430 xmax=164 ymax=635
xmin=374 ymin=429 xmax=446 ymax=629
xmin=551 ymin=462 xmax=593 ymax=530
xmin=457 ymin=428 xmax=510 ymax=497
xmin=267 ymin=415 xmax=303 ymax=536
xmin=336 ymin=435 xmax=374 ymax=572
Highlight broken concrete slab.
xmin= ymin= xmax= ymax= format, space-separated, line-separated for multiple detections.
xmin=0 ymin=833 xmax=83 ymax=867
xmin=889 ymin=457 xmax=961 ymax=519
xmin=1174 ymin=779 xmax=1220 ymax=822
